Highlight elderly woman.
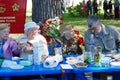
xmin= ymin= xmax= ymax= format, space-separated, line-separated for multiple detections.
xmin=0 ymin=24 xmax=20 ymax=58
xmin=18 ymin=21 xmax=49 ymax=58
xmin=61 ymin=24 xmax=84 ymax=54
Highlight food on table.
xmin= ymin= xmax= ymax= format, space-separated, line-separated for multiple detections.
xmin=106 ymin=54 xmax=115 ymax=58
xmin=107 ymin=54 xmax=120 ymax=59
xmin=75 ymin=62 xmax=87 ymax=68
xmin=66 ymin=57 xmax=78 ymax=64
xmin=113 ymin=59 xmax=120 ymax=62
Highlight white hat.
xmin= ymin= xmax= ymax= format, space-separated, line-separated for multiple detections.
xmin=24 ymin=22 xmax=40 ymax=31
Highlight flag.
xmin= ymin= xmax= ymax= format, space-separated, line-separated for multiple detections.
xmin=0 ymin=0 xmax=27 ymax=33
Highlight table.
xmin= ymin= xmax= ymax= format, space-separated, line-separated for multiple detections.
xmin=72 ymin=63 xmax=120 ymax=80
xmin=0 ymin=64 xmax=71 ymax=80
xmin=64 ymin=54 xmax=120 ymax=80
xmin=1 ymin=55 xmax=120 ymax=80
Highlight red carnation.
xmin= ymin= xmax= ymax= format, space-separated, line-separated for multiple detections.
xmin=45 ymin=36 xmax=52 ymax=43
xmin=59 ymin=22 xmax=63 ymax=25
xmin=74 ymin=30 xmax=80 ymax=35
xmin=60 ymin=17 xmax=64 ymax=20
xmin=78 ymin=37 xmax=84 ymax=45
xmin=48 ymin=25 xmax=52 ymax=28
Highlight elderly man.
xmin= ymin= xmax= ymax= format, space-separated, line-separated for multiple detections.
xmin=84 ymin=15 xmax=120 ymax=80
xmin=85 ymin=15 xmax=120 ymax=54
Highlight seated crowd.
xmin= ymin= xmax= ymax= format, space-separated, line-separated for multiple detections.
xmin=0 ymin=15 xmax=120 ymax=80
xmin=0 ymin=15 xmax=120 ymax=63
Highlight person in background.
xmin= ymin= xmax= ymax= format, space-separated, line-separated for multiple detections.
xmin=17 ymin=21 xmax=49 ymax=58
xmin=92 ymin=0 xmax=98 ymax=15
xmin=86 ymin=0 xmax=92 ymax=16
xmin=82 ymin=0 xmax=86 ymax=17
xmin=103 ymin=0 xmax=108 ymax=19
xmin=0 ymin=24 xmax=20 ymax=58
xmin=108 ymin=0 xmax=113 ymax=14
xmin=114 ymin=0 xmax=120 ymax=19
xmin=84 ymin=15 xmax=120 ymax=80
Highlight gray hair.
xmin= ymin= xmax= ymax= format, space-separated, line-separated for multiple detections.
xmin=24 ymin=29 xmax=40 ymax=36
xmin=87 ymin=15 xmax=100 ymax=28
xmin=0 ymin=24 xmax=10 ymax=30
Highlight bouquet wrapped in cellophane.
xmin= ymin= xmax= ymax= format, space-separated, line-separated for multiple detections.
xmin=39 ymin=17 xmax=64 ymax=43
xmin=39 ymin=17 xmax=64 ymax=55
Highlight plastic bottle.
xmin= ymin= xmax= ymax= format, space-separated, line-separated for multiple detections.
xmin=48 ymin=43 xmax=53 ymax=55
xmin=54 ymin=43 xmax=63 ymax=61
xmin=94 ymin=46 xmax=102 ymax=67
xmin=84 ymin=52 xmax=92 ymax=64
xmin=89 ymin=34 xmax=95 ymax=61
xmin=54 ymin=44 xmax=59 ymax=55
xmin=54 ymin=43 xmax=62 ymax=55
xmin=58 ymin=43 xmax=62 ymax=55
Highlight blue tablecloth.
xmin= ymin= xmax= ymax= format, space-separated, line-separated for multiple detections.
xmin=0 ymin=61 xmax=71 ymax=80
xmin=67 ymin=54 xmax=120 ymax=80
xmin=1 ymin=54 xmax=120 ymax=80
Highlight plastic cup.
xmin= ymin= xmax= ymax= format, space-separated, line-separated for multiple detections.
xmin=28 ymin=55 xmax=33 ymax=63
xmin=102 ymin=57 xmax=110 ymax=67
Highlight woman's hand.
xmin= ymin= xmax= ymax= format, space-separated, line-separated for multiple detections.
xmin=18 ymin=42 xmax=33 ymax=52
xmin=24 ymin=46 xmax=33 ymax=52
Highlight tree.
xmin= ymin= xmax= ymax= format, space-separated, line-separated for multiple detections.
xmin=32 ymin=0 xmax=62 ymax=23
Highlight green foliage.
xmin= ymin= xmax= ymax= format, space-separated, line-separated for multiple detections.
xmin=74 ymin=2 xmax=82 ymax=16
xmin=45 ymin=23 xmax=60 ymax=39
xmin=66 ymin=6 xmax=75 ymax=16
xmin=26 ymin=16 xmax=32 ymax=22
xmin=66 ymin=2 xmax=82 ymax=17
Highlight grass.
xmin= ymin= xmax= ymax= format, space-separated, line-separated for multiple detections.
xmin=10 ymin=13 xmax=120 ymax=39
xmin=26 ymin=16 xmax=32 ymax=22
xmin=62 ymin=13 xmax=120 ymax=36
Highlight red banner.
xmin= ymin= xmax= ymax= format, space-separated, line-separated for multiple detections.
xmin=0 ymin=0 xmax=27 ymax=33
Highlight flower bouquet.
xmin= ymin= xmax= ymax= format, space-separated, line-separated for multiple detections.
xmin=40 ymin=17 xmax=64 ymax=43
xmin=39 ymin=17 xmax=64 ymax=55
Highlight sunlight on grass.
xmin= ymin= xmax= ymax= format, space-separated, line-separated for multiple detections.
xmin=9 ymin=34 xmax=23 ymax=39
xmin=63 ymin=13 xmax=120 ymax=34
xmin=10 ymin=13 xmax=120 ymax=39
xmin=26 ymin=16 xmax=32 ymax=22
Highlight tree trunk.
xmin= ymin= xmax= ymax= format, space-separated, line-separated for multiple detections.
xmin=32 ymin=0 xmax=62 ymax=23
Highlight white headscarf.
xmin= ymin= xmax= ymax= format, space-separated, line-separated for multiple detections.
xmin=24 ymin=22 xmax=39 ymax=31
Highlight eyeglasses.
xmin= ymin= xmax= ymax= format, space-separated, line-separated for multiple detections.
xmin=89 ymin=27 xmax=99 ymax=31
xmin=89 ymin=23 xmax=100 ymax=31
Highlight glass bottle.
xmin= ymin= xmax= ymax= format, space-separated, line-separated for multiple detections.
xmin=84 ymin=52 xmax=92 ymax=64
xmin=94 ymin=46 xmax=102 ymax=67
